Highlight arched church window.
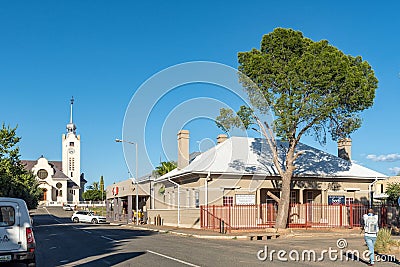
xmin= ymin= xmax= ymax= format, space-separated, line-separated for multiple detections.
xmin=37 ymin=169 xmax=48 ymax=179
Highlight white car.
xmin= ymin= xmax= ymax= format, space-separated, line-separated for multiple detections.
xmin=0 ymin=197 xmax=36 ymax=266
xmin=62 ymin=204 xmax=73 ymax=211
xmin=71 ymin=211 xmax=107 ymax=224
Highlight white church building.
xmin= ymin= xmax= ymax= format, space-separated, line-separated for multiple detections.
xmin=23 ymin=98 xmax=86 ymax=205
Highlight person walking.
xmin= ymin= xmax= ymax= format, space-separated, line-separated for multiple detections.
xmin=362 ymin=208 xmax=379 ymax=266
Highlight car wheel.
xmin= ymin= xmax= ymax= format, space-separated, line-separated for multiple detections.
xmin=73 ymin=217 xmax=79 ymax=223
xmin=91 ymin=218 xmax=98 ymax=224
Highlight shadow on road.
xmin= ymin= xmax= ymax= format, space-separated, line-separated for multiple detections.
xmin=67 ymin=252 xmax=146 ymax=267
xmin=32 ymin=210 xmax=156 ymax=267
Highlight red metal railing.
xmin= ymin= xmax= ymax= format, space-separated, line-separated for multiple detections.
xmin=200 ymin=204 xmax=395 ymax=230
xmin=201 ymin=206 xmax=231 ymax=233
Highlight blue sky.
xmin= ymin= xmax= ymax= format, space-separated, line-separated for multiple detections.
xmin=1 ymin=1 xmax=399 ymax=187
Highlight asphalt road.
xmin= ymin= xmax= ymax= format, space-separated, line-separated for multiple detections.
xmin=26 ymin=207 xmax=400 ymax=267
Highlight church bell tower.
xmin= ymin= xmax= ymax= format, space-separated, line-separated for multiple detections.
xmin=62 ymin=97 xmax=81 ymax=189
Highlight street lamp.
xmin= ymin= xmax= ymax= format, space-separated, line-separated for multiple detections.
xmin=115 ymin=138 xmax=139 ymax=225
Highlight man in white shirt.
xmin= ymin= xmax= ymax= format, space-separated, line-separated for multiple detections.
xmin=362 ymin=208 xmax=379 ymax=266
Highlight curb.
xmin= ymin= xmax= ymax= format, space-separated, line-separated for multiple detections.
xmin=120 ymin=224 xmax=363 ymax=240
xmin=126 ymin=225 xmax=246 ymax=240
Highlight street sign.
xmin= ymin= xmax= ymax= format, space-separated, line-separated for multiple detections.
xmin=235 ymin=194 xmax=256 ymax=205
xmin=328 ymin=195 xmax=345 ymax=205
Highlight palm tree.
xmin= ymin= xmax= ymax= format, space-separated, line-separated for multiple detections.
xmin=155 ymin=161 xmax=177 ymax=176
xmin=86 ymin=181 xmax=99 ymax=191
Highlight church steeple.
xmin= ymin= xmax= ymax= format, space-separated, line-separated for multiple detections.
xmin=66 ymin=97 xmax=77 ymax=134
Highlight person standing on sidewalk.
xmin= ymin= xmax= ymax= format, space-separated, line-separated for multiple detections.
xmin=362 ymin=208 xmax=379 ymax=266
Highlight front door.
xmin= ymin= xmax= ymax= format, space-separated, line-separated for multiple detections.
xmin=42 ymin=188 xmax=47 ymax=201
xmin=265 ymin=190 xmax=279 ymax=224
xmin=306 ymin=191 xmax=314 ymax=223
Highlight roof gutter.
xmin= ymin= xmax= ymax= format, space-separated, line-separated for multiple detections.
xmin=205 ymin=171 xmax=210 ymax=207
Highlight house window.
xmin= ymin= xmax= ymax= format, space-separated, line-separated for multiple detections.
xmin=69 ymin=142 xmax=74 ymax=147
xmin=195 ymin=190 xmax=199 ymax=208
xmin=186 ymin=189 xmax=190 ymax=208
xmin=306 ymin=191 xmax=314 ymax=204
xmin=223 ymin=196 xmax=233 ymax=206
xmin=345 ymin=197 xmax=354 ymax=205
xmin=56 ymin=190 xmax=63 ymax=197
xmin=290 ymin=191 xmax=297 ymax=203
xmin=381 ymin=184 xmax=384 ymax=194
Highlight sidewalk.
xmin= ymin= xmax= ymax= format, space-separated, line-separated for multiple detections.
xmin=118 ymin=222 xmax=364 ymax=240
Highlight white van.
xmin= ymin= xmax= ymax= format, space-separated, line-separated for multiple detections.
xmin=0 ymin=197 xmax=36 ymax=266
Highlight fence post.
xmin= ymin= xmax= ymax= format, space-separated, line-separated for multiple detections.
xmin=200 ymin=206 xmax=203 ymax=228
xmin=349 ymin=204 xmax=353 ymax=228
xmin=212 ymin=205 xmax=215 ymax=230
xmin=339 ymin=204 xmax=343 ymax=227
xmin=228 ymin=204 xmax=231 ymax=231
xmin=305 ymin=203 xmax=308 ymax=227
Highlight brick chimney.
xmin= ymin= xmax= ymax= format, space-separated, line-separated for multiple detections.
xmin=338 ymin=138 xmax=352 ymax=161
xmin=217 ymin=134 xmax=228 ymax=144
xmin=177 ymin=130 xmax=190 ymax=169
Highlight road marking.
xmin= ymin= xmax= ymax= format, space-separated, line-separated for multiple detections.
xmin=83 ymin=230 xmax=92 ymax=234
xmin=101 ymin=236 xmax=119 ymax=243
xmin=43 ymin=207 xmax=63 ymax=224
xmin=49 ymin=247 xmax=57 ymax=250
xmin=147 ymin=250 xmax=201 ymax=267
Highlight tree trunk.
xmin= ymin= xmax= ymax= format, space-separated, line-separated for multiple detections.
xmin=275 ymin=173 xmax=291 ymax=229
xmin=274 ymin=144 xmax=296 ymax=230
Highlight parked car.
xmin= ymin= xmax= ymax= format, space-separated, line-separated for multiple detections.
xmin=62 ymin=204 xmax=73 ymax=211
xmin=71 ymin=211 xmax=107 ymax=224
xmin=0 ymin=197 xmax=36 ymax=266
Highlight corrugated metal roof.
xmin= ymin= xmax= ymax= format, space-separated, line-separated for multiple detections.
xmin=157 ymin=137 xmax=387 ymax=181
